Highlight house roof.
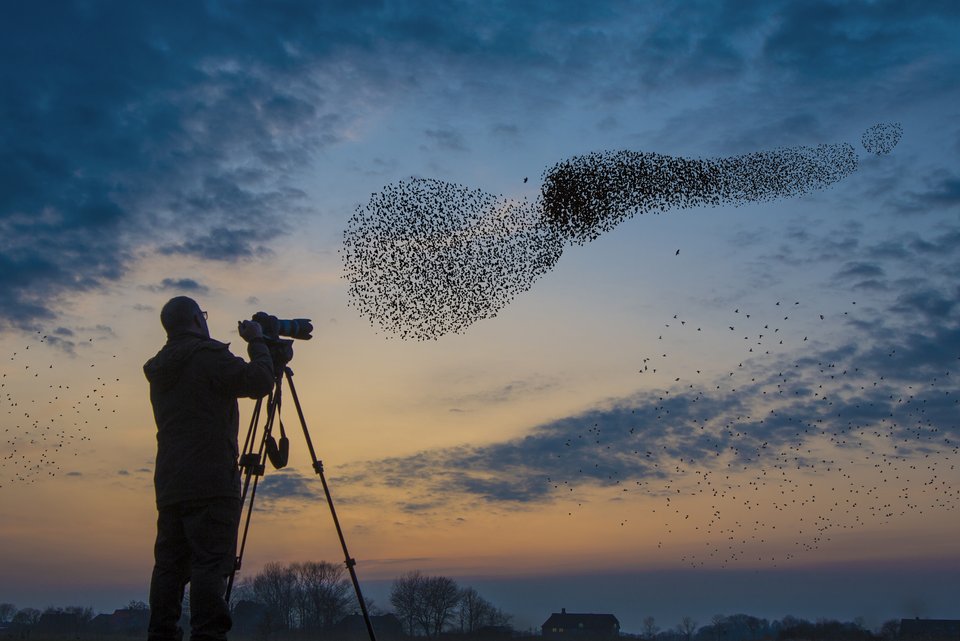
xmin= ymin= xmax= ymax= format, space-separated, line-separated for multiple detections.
xmin=899 ymin=619 xmax=960 ymax=639
xmin=542 ymin=610 xmax=620 ymax=630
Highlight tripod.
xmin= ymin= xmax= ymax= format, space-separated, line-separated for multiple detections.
xmin=225 ymin=354 xmax=378 ymax=641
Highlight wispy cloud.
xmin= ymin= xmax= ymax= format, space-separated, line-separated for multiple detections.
xmin=146 ymin=278 xmax=210 ymax=294
xmin=253 ymin=468 xmax=325 ymax=514
xmin=444 ymin=375 xmax=559 ymax=409
xmin=337 ymin=285 xmax=960 ymax=517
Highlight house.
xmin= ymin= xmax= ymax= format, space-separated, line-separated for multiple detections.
xmin=332 ymin=613 xmax=404 ymax=641
xmin=88 ymin=607 xmax=150 ymax=637
xmin=542 ymin=609 xmax=620 ymax=640
xmin=899 ymin=619 xmax=960 ymax=641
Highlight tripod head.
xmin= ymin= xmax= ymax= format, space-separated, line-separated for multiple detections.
xmin=245 ymin=311 xmax=313 ymax=371
xmin=265 ymin=337 xmax=295 ymax=371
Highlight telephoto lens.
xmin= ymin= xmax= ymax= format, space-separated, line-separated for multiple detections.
xmin=276 ymin=318 xmax=313 ymax=340
xmin=250 ymin=312 xmax=313 ymax=340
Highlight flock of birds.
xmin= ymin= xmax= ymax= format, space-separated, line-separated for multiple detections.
xmin=340 ymin=120 xmax=956 ymax=568
xmin=0 ymin=333 xmax=118 ymax=487
xmin=4 ymin=122 xmax=939 ymax=570
xmin=543 ymin=294 xmax=957 ymax=567
xmin=342 ymin=124 xmax=900 ymax=340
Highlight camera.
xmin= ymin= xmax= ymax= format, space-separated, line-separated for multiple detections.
xmin=246 ymin=312 xmax=313 ymax=371
xmin=251 ymin=312 xmax=313 ymax=340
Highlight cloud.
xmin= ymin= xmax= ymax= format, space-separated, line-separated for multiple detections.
xmin=3 ymin=0 xmax=958 ymax=334
xmin=890 ymin=288 xmax=957 ymax=319
xmin=147 ymin=278 xmax=210 ymax=294
xmin=339 ymin=284 xmax=960 ymax=513
xmin=444 ymin=376 xmax=559 ymax=407
xmin=761 ymin=1 xmax=960 ymax=84
xmin=0 ymin=3 xmax=381 ymax=327
xmin=255 ymin=467 xmax=324 ymax=511
xmin=422 ymin=129 xmax=467 ymax=152
xmin=833 ymin=261 xmax=885 ymax=281
xmin=491 ymin=123 xmax=520 ymax=140
xmin=892 ymin=173 xmax=960 ymax=215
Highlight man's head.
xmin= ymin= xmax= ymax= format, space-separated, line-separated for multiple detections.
xmin=160 ymin=296 xmax=210 ymax=338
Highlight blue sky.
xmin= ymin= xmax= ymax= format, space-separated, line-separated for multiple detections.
xmin=2 ymin=0 xmax=960 ymax=632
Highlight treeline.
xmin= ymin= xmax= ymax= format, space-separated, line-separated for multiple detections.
xmin=0 ymin=601 xmax=147 ymax=639
xmin=228 ymin=562 xmax=512 ymax=639
xmin=0 ymin=603 xmax=97 ymax=628
xmin=632 ymin=613 xmax=902 ymax=641
xmin=2 ymin=586 xmax=914 ymax=641
xmin=230 ymin=560 xmax=357 ymax=634
xmin=0 ymin=562 xmax=514 ymax=641
xmin=389 ymin=570 xmax=511 ymax=637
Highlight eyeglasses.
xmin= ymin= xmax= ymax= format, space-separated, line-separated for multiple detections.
xmin=201 ymin=310 xmax=208 ymax=320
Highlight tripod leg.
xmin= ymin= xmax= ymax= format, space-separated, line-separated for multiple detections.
xmin=226 ymin=376 xmax=282 ymax=603
xmin=284 ymin=368 xmax=379 ymax=641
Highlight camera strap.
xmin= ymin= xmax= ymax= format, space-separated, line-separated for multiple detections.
xmin=266 ymin=418 xmax=290 ymax=469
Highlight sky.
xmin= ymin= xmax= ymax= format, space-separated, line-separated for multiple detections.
xmin=2 ymin=0 xmax=960 ymax=633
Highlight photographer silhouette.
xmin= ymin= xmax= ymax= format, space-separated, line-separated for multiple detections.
xmin=144 ymin=296 xmax=273 ymax=641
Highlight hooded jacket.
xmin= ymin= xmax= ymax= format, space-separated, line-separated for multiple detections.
xmin=144 ymin=332 xmax=274 ymax=507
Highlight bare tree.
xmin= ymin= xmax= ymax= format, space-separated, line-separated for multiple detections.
xmin=420 ymin=575 xmax=460 ymax=637
xmin=390 ymin=570 xmax=425 ymax=636
xmin=292 ymin=560 xmax=351 ymax=631
xmin=0 ymin=604 xmax=16 ymax=624
xmin=879 ymin=619 xmax=900 ymax=641
xmin=458 ymin=587 xmax=494 ymax=633
xmin=711 ymin=614 xmax=726 ymax=641
xmin=229 ymin=576 xmax=256 ymax=612
xmin=490 ymin=607 xmax=512 ymax=628
xmin=643 ymin=616 xmax=660 ymax=641
xmin=12 ymin=608 xmax=41 ymax=627
xmin=390 ymin=571 xmax=463 ymax=637
xmin=63 ymin=606 xmax=94 ymax=624
xmin=365 ymin=597 xmax=383 ymax=616
xmin=253 ymin=561 xmax=298 ymax=632
xmin=678 ymin=616 xmax=698 ymax=641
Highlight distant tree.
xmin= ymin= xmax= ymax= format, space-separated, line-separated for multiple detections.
xmin=643 ymin=616 xmax=660 ymax=641
xmin=253 ymin=561 xmax=297 ymax=632
xmin=365 ymin=597 xmax=383 ymax=616
xmin=127 ymin=600 xmax=149 ymax=611
xmin=390 ymin=570 xmax=424 ymax=636
xmin=744 ymin=615 xmax=767 ymax=640
xmin=718 ymin=613 xmax=768 ymax=641
xmin=776 ymin=617 xmax=873 ymax=641
xmin=778 ymin=616 xmax=806 ymax=630
xmin=64 ymin=605 xmax=94 ymax=624
xmin=457 ymin=587 xmax=494 ymax=633
xmin=455 ymin=586 xmax=511 ymax=633
xmin=0 ymin=603 xmax=16 ymax=624
xmin=420 ymin=575 xmax=460 ymax=637
xmin=389 ymin=571 xmax=462 ymax=637
xmin=291 ymin=560 xmax=351 ymax=631
xmin=678 ymin=616 xmax=698 ymax=641
xmin=879 ymin=619 xmax=900 ymax=641
xmin=229 ymin=576 xmax=256 ymax=612
xmin=711 ymin=615 xmax=726 ymax=641
xmin=490 ymin=607 xmax=512 ymax=628
xmin=12 ymin=608 xmax=41 ymax=626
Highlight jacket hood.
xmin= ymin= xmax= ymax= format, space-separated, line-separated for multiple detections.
xmin=143 ymin=334 xmax=228 ymax=391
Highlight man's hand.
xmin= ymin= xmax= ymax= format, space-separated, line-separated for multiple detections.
xmin=238 ymin=320 xmax=264 ymax=342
